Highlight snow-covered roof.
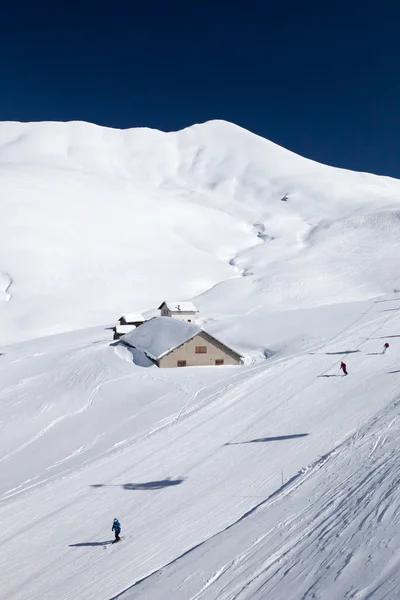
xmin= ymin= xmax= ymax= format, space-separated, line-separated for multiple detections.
xmin=120 ymin=313 xmax=145 ymax=323
xmin=115 ymin=324 xmax=136 ymax=334
xmin=158 ymin=301 xmax=198 ymax=313
xmin=122 ymin=317 xmax=202 ymax=360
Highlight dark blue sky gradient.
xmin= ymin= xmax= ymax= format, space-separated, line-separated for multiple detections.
xmin=1 ymin=1 xmax=400 ymax=176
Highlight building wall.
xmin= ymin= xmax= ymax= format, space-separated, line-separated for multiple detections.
xmin=170 ymin=312 xmax=196 ymax=322
xmin=160 ymin=306 xmax=196 ymax=322
xmin=120 ymin=318 xmax=144 ymax=327
xmin=157 ymin=332 xmax=241 ymax=368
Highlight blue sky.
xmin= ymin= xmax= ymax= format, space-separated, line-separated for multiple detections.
xmin=1 ymin=1 xmax=399 ymax=176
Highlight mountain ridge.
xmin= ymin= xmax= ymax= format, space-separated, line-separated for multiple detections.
xmin=0 ymin=119 xmax=399 ymax=345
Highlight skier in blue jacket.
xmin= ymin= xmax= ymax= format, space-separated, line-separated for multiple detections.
xmin=112 ymin=518 xmax=121 ymax=542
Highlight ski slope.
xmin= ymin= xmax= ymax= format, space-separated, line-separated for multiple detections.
xmin=121 ymin=349 xmax=400 ymax=600
xmin=1 ymin=297 xmax=400 ymax=600
xmin=1 ymin=119 xmax=400 ymax=599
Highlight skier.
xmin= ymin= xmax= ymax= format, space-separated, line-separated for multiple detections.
xmin=340 ymin=361 xmax=348 ymax=376
xmin=382 ymin=342 xmax=389 ymax=354
xmin=112 ymin=518 xmax=121 ymax=542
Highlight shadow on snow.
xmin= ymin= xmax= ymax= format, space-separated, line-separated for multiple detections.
xmin=91 ymin=478 xmax=185 ymax=491
xmin=69 ymin=541 xmax=113 ymax=547
xmin=318 ymin=374 xmax=343 ymax=378
xmin=225 ymin=434 xmax=309 ymax=446
xmin=309 ymin=350 xmax=359 ymax=356
xmin=370 ymin=335 xmax=400 ymax=339
xmin=325 ymin=350 xmax=360 ymax=355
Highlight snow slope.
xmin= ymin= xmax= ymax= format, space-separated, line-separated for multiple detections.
xmin=0 ymin=119 xmax=400 ymax=344
xmin=120 ymin=356 xmax=400 ymax=600
xmin=1 ymin=120 xmax=400 ymax=599
xmin=1 ymin=298 xmax=400 ymax=600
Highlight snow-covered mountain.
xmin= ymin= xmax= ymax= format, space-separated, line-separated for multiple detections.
xmin=1 ymin=119 xmax=400 ymax=345
xmin=1 ymin=121 xmax=400 ymax=600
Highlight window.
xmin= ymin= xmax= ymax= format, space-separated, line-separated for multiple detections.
xmin=177 ymin=360 xmax=187 ymax=367
xmin=195 ymin=346 xmax=207 ymax=354
xmin=215 ymin=359 xmax=224 ymax=366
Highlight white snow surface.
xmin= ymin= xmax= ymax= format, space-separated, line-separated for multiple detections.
xmin=0 ymin=118 xmax=400 ymax=344
xmin=1 ymin=120 xmax=400 ymax=599
xmin=122 ymin=316 xmax=203 ymax=360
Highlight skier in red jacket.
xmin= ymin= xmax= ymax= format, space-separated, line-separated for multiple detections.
xmin=382 ymin=342 xmax=389 ymax=354
xmin=340 ymin=361 xmax=348 ymax=375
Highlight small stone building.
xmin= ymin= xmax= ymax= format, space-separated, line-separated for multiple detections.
xmin=118 ymin=313 xmax=145 ymax=327
xmin=121 ymin=317 xmax=242 ymax=368
xmin=113 ymin=313 xmax=145 ymax=340
xmin=158 ymin=301 xmax=198 ymax=323
xmin=114 ymin=324 xmax=136 ymax=340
